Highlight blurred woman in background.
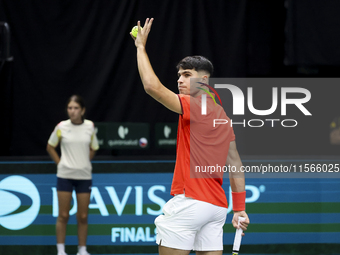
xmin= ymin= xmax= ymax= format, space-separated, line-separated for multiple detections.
xmin=47 ymin=95 xmax=99 ymax=255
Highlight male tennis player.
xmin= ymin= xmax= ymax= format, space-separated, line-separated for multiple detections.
xmin=131 ymin=18 xmax=249 ymax=255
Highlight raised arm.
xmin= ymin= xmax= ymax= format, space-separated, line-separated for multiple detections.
xmin=226 ymin=141 xmax=250 ymax=233
xmin=131 ymin=18 xmax=182 ymax=114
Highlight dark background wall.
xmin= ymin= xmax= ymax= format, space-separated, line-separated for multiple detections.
xmin=1 ymin=0 xmax=340 ymax=157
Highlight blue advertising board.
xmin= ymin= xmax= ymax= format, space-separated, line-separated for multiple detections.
xmin=1 ymin=172 xmax=340 ymax=246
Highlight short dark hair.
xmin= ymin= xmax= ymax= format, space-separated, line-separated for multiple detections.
xmin=176 ymin=56 xmax=214 ymax=76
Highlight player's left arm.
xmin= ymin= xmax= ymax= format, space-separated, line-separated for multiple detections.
xmin=226 ymin=141 xmax=250 ymax=233
xmin=131 ymin=18 xmax=182 ymax=114
xmin=90 ymin=148 xmax=96 ymax=160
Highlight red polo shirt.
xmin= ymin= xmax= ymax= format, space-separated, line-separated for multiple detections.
xmin=170 ymin=94 xmax=235 ymax=208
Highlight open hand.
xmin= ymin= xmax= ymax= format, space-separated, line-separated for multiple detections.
xmin=130 ymin=18 xmax=154 ymax=49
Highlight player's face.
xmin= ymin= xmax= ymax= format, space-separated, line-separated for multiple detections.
xmin=177 ymin=68 xmax=202 ymax=96
xmin=67 ymin=101 xmax=85 ymax=124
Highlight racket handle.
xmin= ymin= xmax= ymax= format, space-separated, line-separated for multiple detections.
xmin=232 ymin=216 xmax=246 ymax=254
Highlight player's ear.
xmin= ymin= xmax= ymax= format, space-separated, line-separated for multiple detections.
xmin=82 ymin=107 xmax=86 ymax=115
xmin=201 ymin=75 xmax=208 ymax=84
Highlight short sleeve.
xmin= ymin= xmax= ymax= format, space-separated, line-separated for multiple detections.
xmin=48 ymin=124 xmax=61 ymax=147
xmin=91 ymin=125 xmax=100 ymax=150
xmin=178 ymin=94 xmax=190 ymax=120
xmin=330 ymin=117 xmax=340 ymax=130
xmin=230 ymin=126 xmax=236 ymax=141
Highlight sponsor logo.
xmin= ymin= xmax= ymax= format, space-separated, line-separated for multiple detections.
xmin=118 ymin=125 xmax=129 ymax=139
xmin=164 ymin=125 xmax=171 ymax=138
xmin=158 ymin=125 xmax=176 ymax=146
xmin=139 ymin=137 xmax=148 ymax=148
xmin=0 ymin=176 xmax=40 ymax=230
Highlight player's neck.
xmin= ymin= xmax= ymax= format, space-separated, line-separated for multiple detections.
xmin=70 ymin=119 xmax=84 ymax=125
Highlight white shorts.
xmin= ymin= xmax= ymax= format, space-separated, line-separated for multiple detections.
xmin=154 ymin=194 xmax=227 ymax=251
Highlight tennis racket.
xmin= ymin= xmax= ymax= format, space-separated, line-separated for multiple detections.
xmin=232 ymin=216 xmax=246 ymax=255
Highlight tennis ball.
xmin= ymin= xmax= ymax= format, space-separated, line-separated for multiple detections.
xmin=131 ymin=26 xmax=142 ymax=38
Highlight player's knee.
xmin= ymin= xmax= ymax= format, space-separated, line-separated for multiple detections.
xmin=77 ymin=212 xmax=88 ymax=224
xmin=58 ymin=212 xmax=69 ymax=223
